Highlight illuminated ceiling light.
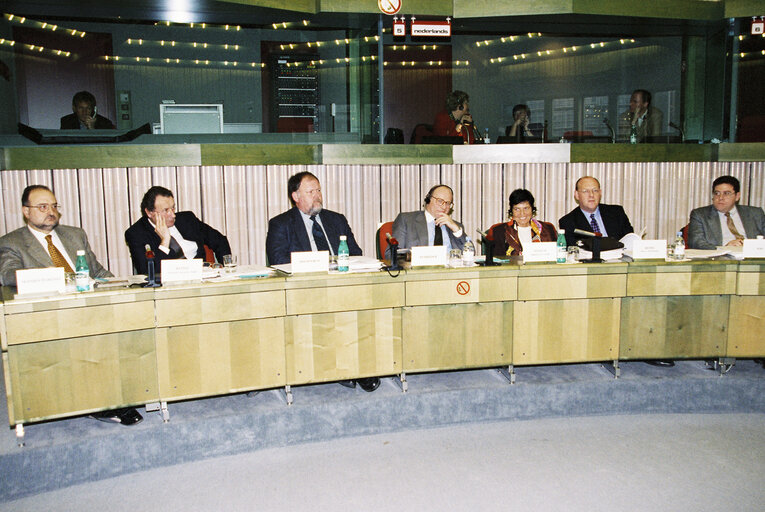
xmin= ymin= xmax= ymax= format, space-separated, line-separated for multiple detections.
xmin=19 ymin=17 xmax=25 ymax=23
xmin=303 ymin=20 xmax=309 ymax=26
xmin=105 ymin=55 xmax=110 ymax=61
xmin=630 ymin=39 xmax=635 ymax=43
xmin=513 ymin=55 xmax=518 ymax=60
xmin=201 ymin=23 xmax=206 ymax=29
xmin=501 ymin=37 xmax=506 ymax=43
xmin=236 ymin=26 xmax=241 ymax=31
xmin=402 ymin=45 xmax=407 ymax=50
xmin=128 ymin=38 xmax=132 ymax=44
xmin=190 ymin=22 xmax=194 ymax=28
xmin=546 ymin=50 xmax=551 ymax=55
xmin=620 ymin=39 xmax=625 ymax=44
xmin=161 ymin=40 xmax=165 ymax=46
xmin=537 ymin=51 xmax=542 ymax=56
xmin=528 ymin=32 xmax=533 ymax=37
xmin=738 ymin=35 xmax=744 ymax=41
xmin=590 ymin=43 xmax=596 ymax=48
xmin=225 ymin=44 xmax=229 ymax=49
xmin=205 ymin=60 xmax=209 ymax=65
xmin=193 ymin=42 xmax=197 ymax=47
xmin=52 ymin=25 xmax=57 ymax=31
xmin=71 ymin=29 xmax=76 ymax=35
xmin=139 ymin=39 xmax=143 ymax=45
xmin=225 ymin=25 xmax=230 ymax=30
xmin=282 ymin=22 xmax=287 ymax=28
xmin=563 ymin=48 xmax=567 ymax=53
xmin=8 ymin=15 xmax=14 ymax=21
xmin=234 ymin=45 xmax=239 ymax=50
xmin=272 ymin=23 xmax=278 ymax=29
xmin=740 ymin=52 xmax=745 ymax=58
xmin=171 ymin=40 xmax=176 ymax=46
xmin=41 ymin=23 xmax=47 ymax=28
xmin=195 ymin=59 xmax=199 ymax=64
xmin=599 ymin=41 xmax=605 ymax=47
xmin=572 ymin=46 xmax=577 ymax=51
xmin=203 ymin=43 xmax=207 ymax=48
xmin=345 ymin=38 xmax=350 ymax=44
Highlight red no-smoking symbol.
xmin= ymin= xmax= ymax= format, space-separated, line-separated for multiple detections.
xmin=456 ymin=281 xmax=470 ymax=295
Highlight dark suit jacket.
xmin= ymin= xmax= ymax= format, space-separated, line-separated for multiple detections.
xmin=0 ymin=225 xmax=112 ymax=286
xmin=125 ymin=211 xmax=231 ymax=274
xmin=60 ymin=112 xmax=116 ymax=130
xmin=558 ymin=203 xmax=634 ymax=246
xmin=389 ymin=210 xmax=467 ymax=260
xmin=266 ymin=207 xmax=362 ymax=266
xmin=688 ymin=204 xmax=765 ymax=249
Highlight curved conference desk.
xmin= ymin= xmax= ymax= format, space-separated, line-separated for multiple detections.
xmin=3 ymin=259 xmax=764 ymax=441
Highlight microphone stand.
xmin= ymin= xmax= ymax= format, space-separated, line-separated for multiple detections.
xmin=603 ymin=118 xmax=615 ymax=143
xmin=669 ymin=121 xmax=685 ymax=143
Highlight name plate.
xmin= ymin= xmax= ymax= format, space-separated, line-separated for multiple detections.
xmin=522 ymin=242 xmax=557 ymax=262
xmin=291 ymin=251 xmax=329 ymax=273
xmin=411 ymin=245 xmax=448 ymax=267
xmin=161 ymin=258 xmax=204 ymax=283
xmin=743 ymin=237 xmax=765 ymax=258
xmin=16 ymin=267 xmax=65 ymax=296
xmin=633 ymin=239 xmax=667 ymax=260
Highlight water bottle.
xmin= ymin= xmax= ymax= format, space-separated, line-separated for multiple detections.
xmin=75 ymin=250 xmax=90 ymax=291
xmin=673 ymin=231 xmax=685 ymax=261
xmin=484 ymin=128 xmax=490 ymax=144
xmin=462 ymin=237 xmax=475 ymax=266
xmin=629 ymin=124 xmax=637 ymax=144
xmin=556 ymin=229 xmax=567 ymax=263
xmin=337 ymin=235 xmax=349 ymax=272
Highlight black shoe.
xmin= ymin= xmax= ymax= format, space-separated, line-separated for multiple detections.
xmin=338 ymin=380 xmax=356 ymax=389
xmin=645 ymin=360 xmax=675 ymax=367
xmin=91 ymin=407 xmax=143 ymax=426
xmin=356 ymin=377 xmax=380 ymax=392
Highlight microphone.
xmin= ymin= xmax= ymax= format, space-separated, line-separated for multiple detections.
xmin=669 ymin=121 xmax=685 ymax=142
xmin=603 ymin=118 xmax=615 ymax=143
xmin=384 ymin=232 xmax=401 ymax=271
xmin=145 ymin=244 xmax=154 ymax=259
xmin=574 ymin=228 xmax=603 ymax=238
xmin=385 ymin=232 xmax=398 ymax=246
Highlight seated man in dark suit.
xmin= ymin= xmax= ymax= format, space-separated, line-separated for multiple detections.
xmin=125 ymin=186 xmax=231 ymax=274
xmin=266 ymin=171 xmax=378 ymax=392
xmin=558 ymin=176 xmax=634 ymax=247
xmin=0 ymin=185 xmax=142 ymax=425
xmin=688 ymin=175 xmax=765 ymax=249
xmin=60 ymin=90 xmax=116 ymax=130
xmin=389 ymin=184 xmax=467 ymax=260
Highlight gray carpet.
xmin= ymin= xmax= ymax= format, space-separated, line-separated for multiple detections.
xmin=1 ymin=359 xmax=764 ymax=503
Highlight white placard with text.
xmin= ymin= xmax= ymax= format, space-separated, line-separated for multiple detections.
xmin=522 ymin=242 xmax=557 ymax=262
xmin=633 ymin=239 xmax=668 ymax=260
xmin=16 ymin=267 xmax=65 ymax=296
xmin=161 ymin=258 xmax=204 ymax=283
xmin=411 ymin=245 xmax=448 ymax=267
xmin=291 ymin=251 xmax=330 ymax=273
xmin=743 ymin=238 xmax=765 ymax=258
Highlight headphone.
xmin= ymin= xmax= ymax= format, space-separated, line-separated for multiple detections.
xmin=424 ymin=184 xmax=452 ymax=205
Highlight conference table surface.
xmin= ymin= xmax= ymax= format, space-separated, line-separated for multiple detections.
xmin=2 ymin=258 xmax=764 ymax=429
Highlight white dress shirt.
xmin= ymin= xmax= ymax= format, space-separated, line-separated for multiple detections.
xmin=718 ymin=207 xmax=747 ymax=246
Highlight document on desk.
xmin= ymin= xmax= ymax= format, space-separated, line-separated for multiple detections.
xmin=272 ymin=256 xmax=383 ymax=275
xmin=208 ymin=265 xmax=275 ymax=282
xmin=684 ymin=248 xmax=733 ymax=259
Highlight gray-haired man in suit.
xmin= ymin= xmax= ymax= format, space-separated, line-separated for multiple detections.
xmin=0 ymin=184 xmax=142 ymax=425
xmin=688 ymin=175 xmax=765 ymax=250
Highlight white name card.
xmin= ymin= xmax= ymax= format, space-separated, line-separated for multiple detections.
xmin=633 ymin=239 xmax=668 ymax=260
xmin=16 ymin=267 xmax=65 ymax=296
xmin=291 ymin=251 xmax=330 ymax=273
xmin=161 ymin=258 xmax=204 ymax=283
xmin=522 ymin=242 xmax=557 ymax=263
xmin=411 ymin=245 xmax=448 ymax=267
xmin=743 ymin=237 xmax=765 ymax=258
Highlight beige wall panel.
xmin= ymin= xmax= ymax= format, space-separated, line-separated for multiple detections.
xmin=6 ymin=329 xmax=157 ymax=424
xmin=737 ymin=265 xmax=765 ymax=295
xmin=402 ymin=302 xmax=512 ymax=372
xmin=518 ymin=273 xmax=626 ymax=300
xmin=156 ymin=317 xmax=286 ymax=400
xmin=102 ymin=168 xmax=133 ymax=277
xmin=627 ymin=271 xmax=737 ymax=296
xmin=620 ymin=295 xmax=728 ymax=359
xmin=513 ymin=298 xmax=620 ymax=365
xmin=285 ymin=308 xmax=402 ymax=384
xmin=155 ymin=289 xmax=285 ymax=327
xmin=5 ymin=301 xmax=155 ymax=344
xmin=727 ymin=296 xmax=765 ymax=357
xmin=286 ymin=282 xmax=403 ymax=315
xmin=3 ymin=352 xmax=14 ymax=425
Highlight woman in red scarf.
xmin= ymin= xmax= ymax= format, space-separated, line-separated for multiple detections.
xmin=489 ymin=189 xmax=558 ymax=256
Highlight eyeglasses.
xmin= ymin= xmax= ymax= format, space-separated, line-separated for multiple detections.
xmin=154 ymin=206 xmax=176 ymax=214
xmin=712 ymin=191 xmax=735 ymax=198
xmin=431 ymin=197 xmax=453 ymax=208
xmin=578 ymin=188 xmax=601 ymax=196
xmin=25 ymin=203 xmax=61 ymax=213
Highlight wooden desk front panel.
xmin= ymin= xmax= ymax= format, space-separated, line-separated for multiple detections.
xmin=402 ymin=302 xmax=513 ymax=372
xmin=619 ymin=295 xmax=728 ymax=359
xmin=6 ymin=329 xmax=158 ymax=424
xmin=513 ymin=298 xmax=620 ymax=365
xmin=155 ymin=317 xmax=286 ymax=401
xmin=726 ymin=296 xmax=765 ymax=357
xmin=517 ymin=274 xmax=626 ymax=301
xmin=286 ymin=282 xmax=404 ymax=316
xmin=155 ymin=290 xmax=285 ymax=327
xmin=737 ymin=264 xmax=765 ymax=296
xmin=285 ymin=308 xmax=402 ymax=385
xmin=627 ymin=271 xmax=737 ymax=296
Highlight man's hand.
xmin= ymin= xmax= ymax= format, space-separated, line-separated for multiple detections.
xmin=725 ymin=238 xmax=744 ymax=247
xmin=154 ymin=213 xmax=172 ymax=248
xmin=82 ymin=116 xmax=95 ymax=130
xmin=434 ymin=212 xmax=459 ymax=233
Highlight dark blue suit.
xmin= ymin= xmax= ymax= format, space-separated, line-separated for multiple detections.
xmin=266 ymin=207 xmax=362 ymax=265
xmin=558 ymin=203 xmax=634 ymax=246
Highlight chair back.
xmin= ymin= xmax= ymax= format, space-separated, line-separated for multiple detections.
xmin=681 ymin=224 xmax=689 ymax=246
xmin=376 ymin=221 xmax=394 ymax=260
xmin=410 ymin=123 xmax=434 ymax=144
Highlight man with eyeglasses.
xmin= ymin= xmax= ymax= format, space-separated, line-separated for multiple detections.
xmin=0 ymin=185 xmax=112 ymax=287
xmin=390 ymin=184 xmax=467 ymax=255
xmin=125 ymin=186 xmax=231 ymax=274
xmin=688 ymin=175 xmax=765 ymax=249
xmin=558 ymin=176 xmax=634 ymax=247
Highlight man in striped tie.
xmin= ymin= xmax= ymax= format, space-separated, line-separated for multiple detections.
xmin=558 ymin=176 xmax=634 ymax=247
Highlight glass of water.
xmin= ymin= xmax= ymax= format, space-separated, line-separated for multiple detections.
xmin=222 ymin=254 xmax=237 ymax=273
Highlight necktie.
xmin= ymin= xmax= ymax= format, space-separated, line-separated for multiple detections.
xmin=311 ymin=215 xmax=330 ymax=252
xmin=433 ymin=223 xmax=443 ymax=246
xmin=726 ymin=212 xmax=744 ymax=240
xmin=45 ymin=235 xmax=74 ymax=273
xmin=168 ymin=236 xmax=185 ymax=257
xmin=589 ymin=214 xmax=601 ymax=235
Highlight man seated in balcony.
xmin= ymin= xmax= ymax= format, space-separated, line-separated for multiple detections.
xmin=125 ymin=186 xmax=231 ymax=274
xmin=688 ymin=175 xmax=765 ymax=249
xmin=617 ymin=89 xmax=663 ymax=142
xmin=389 ymin=184 xmax=466 ymax=260
xmin=60 ymin=90 xmax=116 ymax=130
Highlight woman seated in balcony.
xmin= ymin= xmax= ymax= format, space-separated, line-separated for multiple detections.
xmin=489 ymin=188 xmax=557 ymax=256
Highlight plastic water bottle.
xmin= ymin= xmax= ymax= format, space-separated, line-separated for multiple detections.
xmin=75 ymin=250 xmax=90 ymax=291
xmin=484 ymin=128 xmax=490 ymax=144
xmin=556 ymin=229 xmax=567 ymax=263
xmin=337 ymin=235 xmax=349 ymax=272
xmin=462 ymin=237 xmax=475 ymax=266
xmin=673 ymin=231 xmax=685 ymax=261
xmin=629 ymin=124 xmax=638 ymax=144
